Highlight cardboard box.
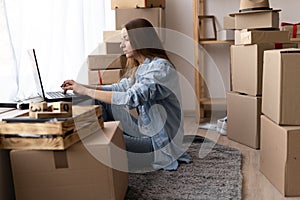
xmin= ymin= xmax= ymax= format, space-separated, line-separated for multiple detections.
xmin=89 ymin=42 xmax=123 ymax=55
xmin=10 ymin=121 xmax=128 ymax=200
xmin=91 ymin=42 xmax=123 ymax=55
xmin=281 ymin=23 xmax=300 ymax=38
xmin=115 ymin=8 xmax=165 ymax=41
xmin=0 ymin=150 xmax=15 ymax=200
xmin=217 ymin=30 xmax=234 ymax=41
xmin=230 ymin=43 xmax=298 ymax=96
xmin=260 ymin=115 xmax=300 ymax=196
xmin=223 ymin=16 xmax=235 ymax=30
xmin=111 ymin=0 xmax=165 ymax=9
xmin=88 ymin=54 xmax=126 ymax=70
xmin=88 ymin=69 xmax=123 ymax=85
xmin=227 ymin=91 xmax=261 ymax=149
xmin=235 ymin=11 xmax=279 ymax=30
xmin=115 ymin=8 xmax=165 ymax=30
xmin=231 ymin=43 xmax=275 ymax=96
xmin=103 ymin=30 xmax=122 ymax=43
xmin=262 ymin=48 xmax=300 ymax=125
xmin=234 ymin=30 xmax=290 ymax=45
xmin=102 ymin=30 xmax=124 ymax=54
xmin=104 ymin=42 xmax=123 ymax=54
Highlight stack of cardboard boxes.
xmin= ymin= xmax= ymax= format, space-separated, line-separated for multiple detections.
xmin=88 ymin=32 xmax=126 ymax=86
xmin=227 ymin=8 xmax=298 ymax=149
xmin=226 ymin=4 xmax=300 ymax=196
xmin=260 ymin=49 xmax=300 ymax=197
xmin=88 ymin=0 xmax=165 ymax=86
xmin=88 ymin=51 xmax=126 ymax=85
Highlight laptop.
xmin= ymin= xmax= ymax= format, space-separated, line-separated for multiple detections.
xmin=28 ymin=49 xmax=83 ymax=102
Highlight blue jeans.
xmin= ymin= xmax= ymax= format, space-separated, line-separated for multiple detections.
xmin=95 ymin=100 xmax=154 ymax=153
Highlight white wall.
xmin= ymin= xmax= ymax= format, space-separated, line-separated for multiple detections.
xmin=165 ymin=0 xmax=195 ymax=113
xmin=204 ymin=0 xmax=239 ymax=108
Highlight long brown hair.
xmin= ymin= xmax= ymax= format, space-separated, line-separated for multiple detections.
xmin=122 ymin=18 xmax=173 ymax=79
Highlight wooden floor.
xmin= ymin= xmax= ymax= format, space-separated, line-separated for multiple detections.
xmin=183 ymin=116 xmax=300 ymax=200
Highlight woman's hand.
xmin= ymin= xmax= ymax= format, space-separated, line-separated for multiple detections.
xmin=61 ymin=80 xmax=112 ymax=103
xmin=61 ymin=80 xmax=87 ymax=95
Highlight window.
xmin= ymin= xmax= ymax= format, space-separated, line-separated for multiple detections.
xmin=0 ymin=0 xmax=115 ymax=102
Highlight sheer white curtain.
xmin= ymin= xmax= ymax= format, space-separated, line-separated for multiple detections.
xmin=0 ymin=0 xmax=115 ymax=102
xmin=0 ymin=0 xmax=18 ymax=101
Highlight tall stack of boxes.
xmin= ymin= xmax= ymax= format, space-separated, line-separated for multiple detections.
xmin=227 ymin=8 xmax=298 ymax=149
xmin=88 ymin=0 xmax=165 ymax=86
xmin=260 ymin=49 xmax=300 ymax=197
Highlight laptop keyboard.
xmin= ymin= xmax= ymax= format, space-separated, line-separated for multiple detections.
xmin=47 ymin=91 xmax=74 ymax=98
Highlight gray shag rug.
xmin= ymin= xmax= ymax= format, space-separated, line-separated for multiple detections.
xmin=125 ymin=135 xmax=242 ymax=200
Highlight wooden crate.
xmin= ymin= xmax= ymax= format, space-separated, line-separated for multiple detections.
xmin=0 ymin=106 xmax=104 ymax=150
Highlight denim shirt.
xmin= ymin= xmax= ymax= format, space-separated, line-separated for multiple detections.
xmin=102 ymin=57 xmax=191 ymax=170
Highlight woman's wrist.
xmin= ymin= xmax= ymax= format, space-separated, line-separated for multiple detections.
xmin=85 ymin=88 xmax=95 ymax=98
xmin=86 ymin=84 xmax=101 ymax=90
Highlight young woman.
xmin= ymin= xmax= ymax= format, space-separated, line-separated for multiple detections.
xmin=61 ymin=18 xmax=191 ymax=171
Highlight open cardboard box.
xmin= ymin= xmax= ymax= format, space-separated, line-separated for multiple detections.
xmin=10 ymin=121 xmax=128 ymax=200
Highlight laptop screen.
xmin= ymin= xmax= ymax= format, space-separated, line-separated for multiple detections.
xmin=27 ymin=49 xmax=46 ymax=100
